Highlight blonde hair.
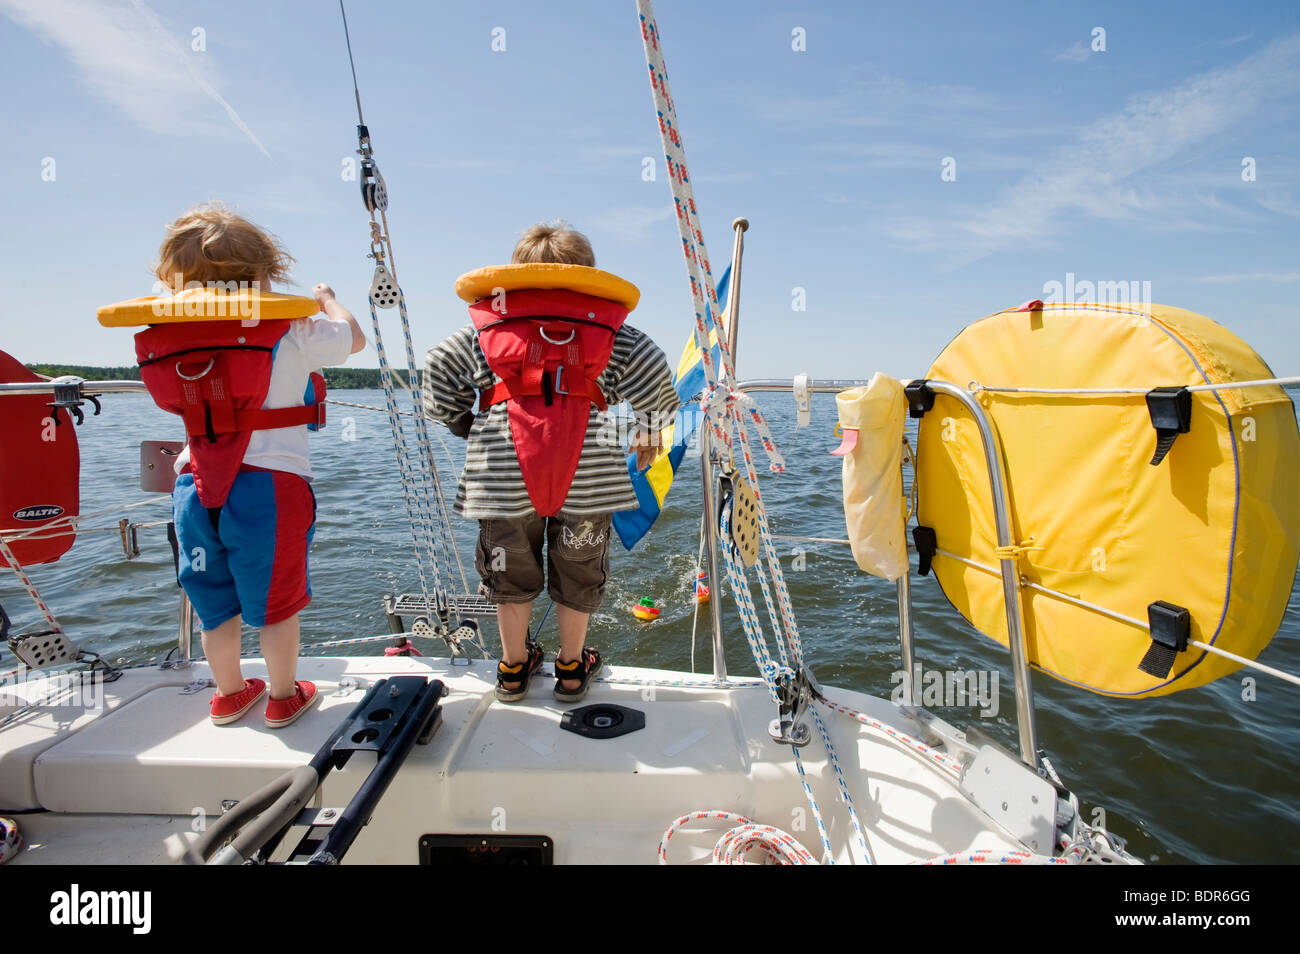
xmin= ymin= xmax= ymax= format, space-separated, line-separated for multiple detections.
xmin=511 ymin=220 xmax=595 ymax=267
xmin=154 ymin=203 xmax=294 ymax=291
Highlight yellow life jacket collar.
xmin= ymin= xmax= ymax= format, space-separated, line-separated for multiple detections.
xmin=454 ymin=263 xmax=640 ymax=311
xmin=97 ymin=287 xmax=318 ymax=327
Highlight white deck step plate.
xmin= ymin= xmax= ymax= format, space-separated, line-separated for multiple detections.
xmin=13 ymin=656 xmax=1028 ymax=864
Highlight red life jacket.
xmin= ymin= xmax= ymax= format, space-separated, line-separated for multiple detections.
xmin=134 ymin=319 xmax=326 ymax=507
xmin=0 ymin=351 xmax=80 ymax=567
xmin=470 ymin=289 xmax=628 ymax=517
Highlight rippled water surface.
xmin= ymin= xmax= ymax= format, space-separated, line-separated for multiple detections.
xmin=7 ymin=389 xmax=1299 ymax=864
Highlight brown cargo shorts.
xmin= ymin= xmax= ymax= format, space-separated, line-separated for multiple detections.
xmin=474 ymin=512 xmax=612 ymax=613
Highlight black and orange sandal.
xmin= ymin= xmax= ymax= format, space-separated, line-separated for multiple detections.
xmin=553 ymin=647 xmax=603 ymax=703
xmin=496 ymin=639 xmax=544 ymax=703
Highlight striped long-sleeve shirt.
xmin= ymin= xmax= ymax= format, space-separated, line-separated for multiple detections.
xmin=423 ymin=322 xmax=680 ymax=520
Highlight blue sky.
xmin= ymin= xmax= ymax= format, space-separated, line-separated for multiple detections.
xmin=2 ymin=0 xmax=1298 ymax=378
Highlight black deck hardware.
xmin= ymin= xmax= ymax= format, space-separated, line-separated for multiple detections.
xmin=912 ymin=525 xmax=938 ymax=576
xmin=904 ymin=379 xmax=936 ymax=419
xmin=1138 ymin=601 xmax=1191 ymax=678
xmin=330 ymin=675 xmax=431 ymax=755
xmin=560 ymin=703 xmax=645 ymax=740
xmin=46 ymin=376 xmax=100 ymax=426
xmin=1145 ymin=386 xmax=1192 ymax=465
xmin=187 ymin=676 xmax=445 ymax=865
xmin=420 ymin=834 xmax=553 ymax=865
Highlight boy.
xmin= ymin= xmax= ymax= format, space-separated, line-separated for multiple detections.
xmin=137 ymin=204 xmax=365 ymax=727
xmin=424 ymin=222 xmax=678 ymax=702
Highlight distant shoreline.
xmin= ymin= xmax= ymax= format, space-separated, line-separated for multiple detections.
xmin=24 ymin=364 xmax=1299 ymax=392
xmin=25 ymin=365 xmax=414 ymax=390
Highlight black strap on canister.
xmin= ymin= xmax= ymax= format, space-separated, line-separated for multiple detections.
xmin=904 ymin=379 xmax=935 ymax=419
xmin=1137 ymin=600 xmax=1191 ymax=678
xmin=912 ymin=525 xmax=938 ymax=576
xmin=1145 ymin=386 xmax=1192 ymax=465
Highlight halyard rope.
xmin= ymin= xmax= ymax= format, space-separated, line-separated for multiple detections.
xmin=638 ymin=0 xmax=870 ymax=863
xmin=0 ymin=534 xmax=63 ymax=635
xmin=340 ymin=0 xmax=468 ymax=623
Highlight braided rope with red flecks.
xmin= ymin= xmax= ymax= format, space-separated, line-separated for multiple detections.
xmin=637 ymin=0 xmax=852 ymax=868
xmin=658 ymin=810 xmax=815 ymax=865
xmin=0 ymin=532 xmax=63 ymax=635
xmin=816 ymin=697 xmax=965 ymax=777
xmin=638 ymin=0 xmax=802 ymax=672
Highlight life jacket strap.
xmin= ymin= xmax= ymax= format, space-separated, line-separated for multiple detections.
xmin=179 ymin=400 xmax=326 ymax=439
xmin=235 ymin=402 xmax=327 ymax=432
xmin=480 ymin=367 xmax=607 ymax=412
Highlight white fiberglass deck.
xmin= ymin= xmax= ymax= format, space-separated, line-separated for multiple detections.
xmin=2 ymin=653 xmax=1030 ymax=864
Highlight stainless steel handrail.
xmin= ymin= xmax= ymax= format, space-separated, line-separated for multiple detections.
xmin=925 ymin=381 xmax=1038 ymax=766
xmin=693 ymin=220 xmax=753 ymax=682
xmin=699 ymin=433 xmax=727 ymax=682
xmin=0 ymin=380 xmax=147 ymax=395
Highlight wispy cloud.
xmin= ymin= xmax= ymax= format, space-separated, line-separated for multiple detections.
xmin=1254 ymin=190 xmax=1300 ymax=217
xmin=749 ymin=67 xmax=1001 ymax=132
xmin=1193 ymin=271 xmax=1300 ymax=283
xmin=886 ymin=33 xmax=1300 ymax=264
xmin=0 ymin=0 xmax=270 ymax=158
xmin=584 ymin=204 xmax=675 ymax=241
xmin=1054 ymin=41 xmax=1092 ymax=64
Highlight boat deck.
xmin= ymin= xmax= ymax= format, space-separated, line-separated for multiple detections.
xmin=2 ymin=654 xmax=1033 ymax=864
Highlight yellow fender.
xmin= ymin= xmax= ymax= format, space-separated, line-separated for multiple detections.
xmin=834 ymin=374 xmax=908 ymax=582
xmin=454 ymin=263 xmax=640 ymax=310
xmin=915 ymin=302 xmax=1299 ymax=697
xmin=97 ymin=288 xmax=319 ymax=327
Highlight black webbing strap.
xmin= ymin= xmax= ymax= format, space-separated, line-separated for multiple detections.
xmin=1145 ymin=386 xmax=1192 ymax=466
xmin=1137 ymin=601 xmax=1191 ymax=678
xmin=912 ymin=525 xmax=938 ymax=576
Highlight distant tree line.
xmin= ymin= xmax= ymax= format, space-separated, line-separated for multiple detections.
xmin=21 ymin=365 xmax=1300 ymax=394
xmin=25 ymin=365 xmax=414 ymax=390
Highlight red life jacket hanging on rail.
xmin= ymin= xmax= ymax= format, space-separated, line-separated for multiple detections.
xmin=0 ymin=351 xmax=80 ymax=567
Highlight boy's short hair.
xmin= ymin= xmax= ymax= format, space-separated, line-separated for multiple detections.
xmin=511 ymin=221 xmax=596 ymax=267
xmin=154 ymin=202 xmax=294 ymax=290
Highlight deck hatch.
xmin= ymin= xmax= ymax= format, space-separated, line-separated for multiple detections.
xmin=420 ymin=834 xmax=553 ymax=865
xmin=559 ymin=703 xmax=645 ymax=740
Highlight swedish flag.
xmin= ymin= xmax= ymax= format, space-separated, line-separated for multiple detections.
xmin=613 ymin=266 xmax=730 ymax=550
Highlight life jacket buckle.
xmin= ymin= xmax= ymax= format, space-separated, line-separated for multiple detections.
xmin=553 ymin=365 xmax=569 ymax=396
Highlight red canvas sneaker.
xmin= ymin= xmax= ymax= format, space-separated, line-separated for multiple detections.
xmin=265 ymin=681 xmax=319 ymax=729
xmin=210 ymin=678 xmax=267 ymax=725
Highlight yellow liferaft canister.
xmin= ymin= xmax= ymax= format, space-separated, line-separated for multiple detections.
xmin=915 ymin=302 xmax=1299 ymax=697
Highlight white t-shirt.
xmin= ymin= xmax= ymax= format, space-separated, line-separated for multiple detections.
xmin=176 ymin=316 xmax=353 ymax=480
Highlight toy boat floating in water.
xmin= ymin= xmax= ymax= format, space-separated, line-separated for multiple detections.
xmin=694 ymin=572 xmax=709 ymax=604
xmin=632 ymin=597 xmax=661 ymax=621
